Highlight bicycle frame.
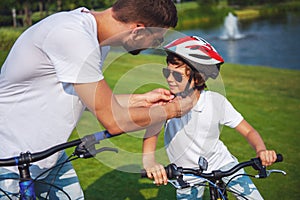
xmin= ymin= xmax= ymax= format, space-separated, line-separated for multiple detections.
xmin=0 ymin=130 xmax=116 ymax=200
xmin=209 ymin=179 xmax=227 ymax=200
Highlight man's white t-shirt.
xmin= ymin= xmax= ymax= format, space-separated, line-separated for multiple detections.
xmin=164 ymin=90 xmax=243 ymax=172
xmin=0 ymin=8 xmax=109 ymax=177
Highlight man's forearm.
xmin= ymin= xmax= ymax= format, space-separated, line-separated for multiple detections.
xmin=108 ymin=101 xmax=178 ymax=133
xmin=115 ymin=94 xmax=146 ymax=108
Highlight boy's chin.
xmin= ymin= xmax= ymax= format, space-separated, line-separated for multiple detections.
xmin=170 ymin=90 xmax=179 ymax=95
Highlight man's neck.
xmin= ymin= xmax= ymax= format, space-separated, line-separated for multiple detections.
xmin=91 ymin=8 xmax=132 ymax=46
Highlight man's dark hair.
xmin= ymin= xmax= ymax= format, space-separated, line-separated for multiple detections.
xmin=112 ymin=0 xmax=178 ymax=28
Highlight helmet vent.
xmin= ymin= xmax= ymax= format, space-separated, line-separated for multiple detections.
xmin=189 ymin=54 xmax=211 ymax=60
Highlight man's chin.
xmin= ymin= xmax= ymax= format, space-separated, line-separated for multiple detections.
xmin=128 ymin=49 xmax=142 ymax=55
xmin=128 ymin=48 xmax=147 ymax=55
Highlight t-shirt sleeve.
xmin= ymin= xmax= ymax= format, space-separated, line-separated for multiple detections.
xmin=221 ymin=97 xmax=244 ymax=128
xmin=42 ymin=24 xmax=104 ymax=83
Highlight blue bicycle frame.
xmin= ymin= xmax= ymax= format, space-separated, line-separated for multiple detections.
xmin=0 ymin=130 xmax=116 ymax=200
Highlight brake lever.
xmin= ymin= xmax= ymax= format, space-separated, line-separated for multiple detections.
xmin=167 ymin=180 xmax=183 ymax=189
xmin=167 ymin=176 xmax=207 ymax=189
xmin=95 ymin=147 xmax=118 ymax=154
xmin=266 ymin=169 xmax=287 ymax=176
xmin=76 ymin=146 xmax=118 ymax=158
xmin=255 ymin=169 xmax=287 ymax=178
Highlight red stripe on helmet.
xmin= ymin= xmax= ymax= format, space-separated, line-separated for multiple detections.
xmin=185 ymin=44 xmax=224 ymax=63
xmin=164 ymin=36 xmax=196 ymax=49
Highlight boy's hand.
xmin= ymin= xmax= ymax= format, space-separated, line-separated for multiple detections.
xmin=257 ymin=150 xmax=277 ymax=166
xmin=145 ymin=163 xmax=168 ymax=185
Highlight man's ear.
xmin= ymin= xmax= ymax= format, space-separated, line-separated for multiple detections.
xmin=131 ymin=24 xmax=146 ymax=41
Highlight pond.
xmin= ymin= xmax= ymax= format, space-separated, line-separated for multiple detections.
xmin=180 ymin=13 xmax=300 ymax=70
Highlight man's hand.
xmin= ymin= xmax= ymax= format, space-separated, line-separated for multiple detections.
xmin=115 ymin=88 xmax=174 ymax=108
xmin=141 ymin=88 xmax=175 ymax=107
xmin=164 ymin=89 xmax=198 ymax=119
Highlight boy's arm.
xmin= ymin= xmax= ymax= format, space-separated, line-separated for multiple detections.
xmin=235 ymin=119 xmax=277 ymax=166
xmin=142 ymin=122 xmax=168 ymax=185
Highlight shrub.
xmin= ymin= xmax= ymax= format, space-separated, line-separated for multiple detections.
xmin=0 ymin=28 xmax=23 ymax=51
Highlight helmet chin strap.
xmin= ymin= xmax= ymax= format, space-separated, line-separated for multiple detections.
xmin=174 ymin=72 xmax=195 ymax=98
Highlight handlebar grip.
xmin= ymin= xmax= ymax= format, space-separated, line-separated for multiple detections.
xmin=275 ymin=154 xmax=283 ymax=163
xmin=141 ymin=169 xmax=148 ymax=178
xmin=93 ymin=130 xmax=113 ymax=142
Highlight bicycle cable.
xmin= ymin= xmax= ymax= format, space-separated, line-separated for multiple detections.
xmin=26 ymin=154 xmax=79 ymax=200
xmin=0 ymin=187 xmax=12 ymax=200
xmin=184 ymin=174 xmax=226 ymax=200
xmin=224 ymin=173 xmax=254 ymax=191
xmin=226 ymin=188 xmax=249 ymax=200
xmin=34 ymin=179 xmax=71 ymax=200
xmin=45 ymin=154 xmax=75 ymax=199
xmin=221 ymin=173 xmax=255 ymax=200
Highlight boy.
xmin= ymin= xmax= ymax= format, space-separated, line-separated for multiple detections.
xmin=143 ymin=36 xmax=277 ymax=199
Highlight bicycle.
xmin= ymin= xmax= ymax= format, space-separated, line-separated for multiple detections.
xmin=0 ymin=130 xmax=117 ymax=200
xmin=141 ymin=154 xmax=286 ymax=200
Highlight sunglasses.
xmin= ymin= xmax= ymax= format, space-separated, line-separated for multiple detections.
xmin=162 ymin=68 xmax=184 ymax=82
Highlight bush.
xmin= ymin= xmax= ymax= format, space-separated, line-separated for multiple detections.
xmin=0 ymin=15 xmax=13 ymax=26
xmin=176 ymin=6 xmax=232 ymax=30
xmin=0 ymin=28 xmax=23 ymax=51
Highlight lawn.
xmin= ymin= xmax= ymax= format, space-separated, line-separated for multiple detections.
xmin=0 ymin=1 xmax=299 ymax=198
xmin=0 ymin=35 xmax=298 ymax=199
xmin=0 ymin=50 xmax=298 ymax=199
xmin=65 ymin=52 xmax=300 ymax=199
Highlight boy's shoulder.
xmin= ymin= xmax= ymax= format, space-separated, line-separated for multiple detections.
xmin=202 ymin=90 xmax=226 ymax=100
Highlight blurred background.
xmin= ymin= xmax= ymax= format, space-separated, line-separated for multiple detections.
xmin=0 ymin=1 xmax=299 ymax=199
xmin=1 ymin=0 xmax=300 ymax=69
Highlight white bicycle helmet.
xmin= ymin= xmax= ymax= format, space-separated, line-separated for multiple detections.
xmin=163 ymin=36 xmax=224 ymax=73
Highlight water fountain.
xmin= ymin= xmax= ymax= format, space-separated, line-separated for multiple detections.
xmin=220 ymin=12 xmax=245 ymax=40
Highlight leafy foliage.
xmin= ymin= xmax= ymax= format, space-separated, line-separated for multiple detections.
xmin=0 ymin=28 xmax=23 ymax=51
xmin=0 ymin=0 xmax=114 ymax=26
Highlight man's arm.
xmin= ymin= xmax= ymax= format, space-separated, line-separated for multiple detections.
xmin=74 ymin=80 xmax=195 ymax=134
xmin=115 ymin=88 xmax=175 ymax=108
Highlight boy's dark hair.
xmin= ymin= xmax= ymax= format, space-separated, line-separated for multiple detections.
xmin=166 ymin=52 xmax=207 ymax=91
xmin=112 ymin=0 xmax=178 ymax=28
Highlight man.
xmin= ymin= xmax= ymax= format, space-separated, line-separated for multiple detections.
xmin=0 ymin=1 xmax=196 ymax=199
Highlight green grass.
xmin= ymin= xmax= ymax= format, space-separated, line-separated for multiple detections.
xmin=64 ymin=53 xmax=300 ymax=199
xmin=1 ymin=1 xmax=299 ymax=197
xmin=0 ymin=50 xmax=9 ymax=66
xmin=1 ymin=50 xmax=298 ymax=199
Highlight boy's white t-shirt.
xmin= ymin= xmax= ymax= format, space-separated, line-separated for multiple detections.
xmin=0 ymin=8 xmax=109 ymax=177
xmin=164 ymin=90 xmax=244 ymax=172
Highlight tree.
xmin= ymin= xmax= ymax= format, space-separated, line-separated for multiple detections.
xmin=0 ymin=0 xmax=116 ymax=27
xmin=197 ymin=0 xmax=220 ymax=14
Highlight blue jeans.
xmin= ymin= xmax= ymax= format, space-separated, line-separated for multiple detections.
xmin=0 ymin=152 xmax=84 ymax=200
xmin=176 ymin=160 xmax=264 ymax=200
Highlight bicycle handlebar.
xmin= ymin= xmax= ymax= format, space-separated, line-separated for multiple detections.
xmin=0 ymin=130 xmax=116 ymax=167
xmin=141 ymin=154 xmax=283 ymax=179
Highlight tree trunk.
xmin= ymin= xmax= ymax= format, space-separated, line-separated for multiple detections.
xmin=39 ymin=1 xmax=44 ymax=18
xmin=23 ymin=2 xmax=32 ymax=26
xmin=12 ymin=8 xmax=17 ymax=27
xmin=57 ymin=0 xmax=62 ymax=11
